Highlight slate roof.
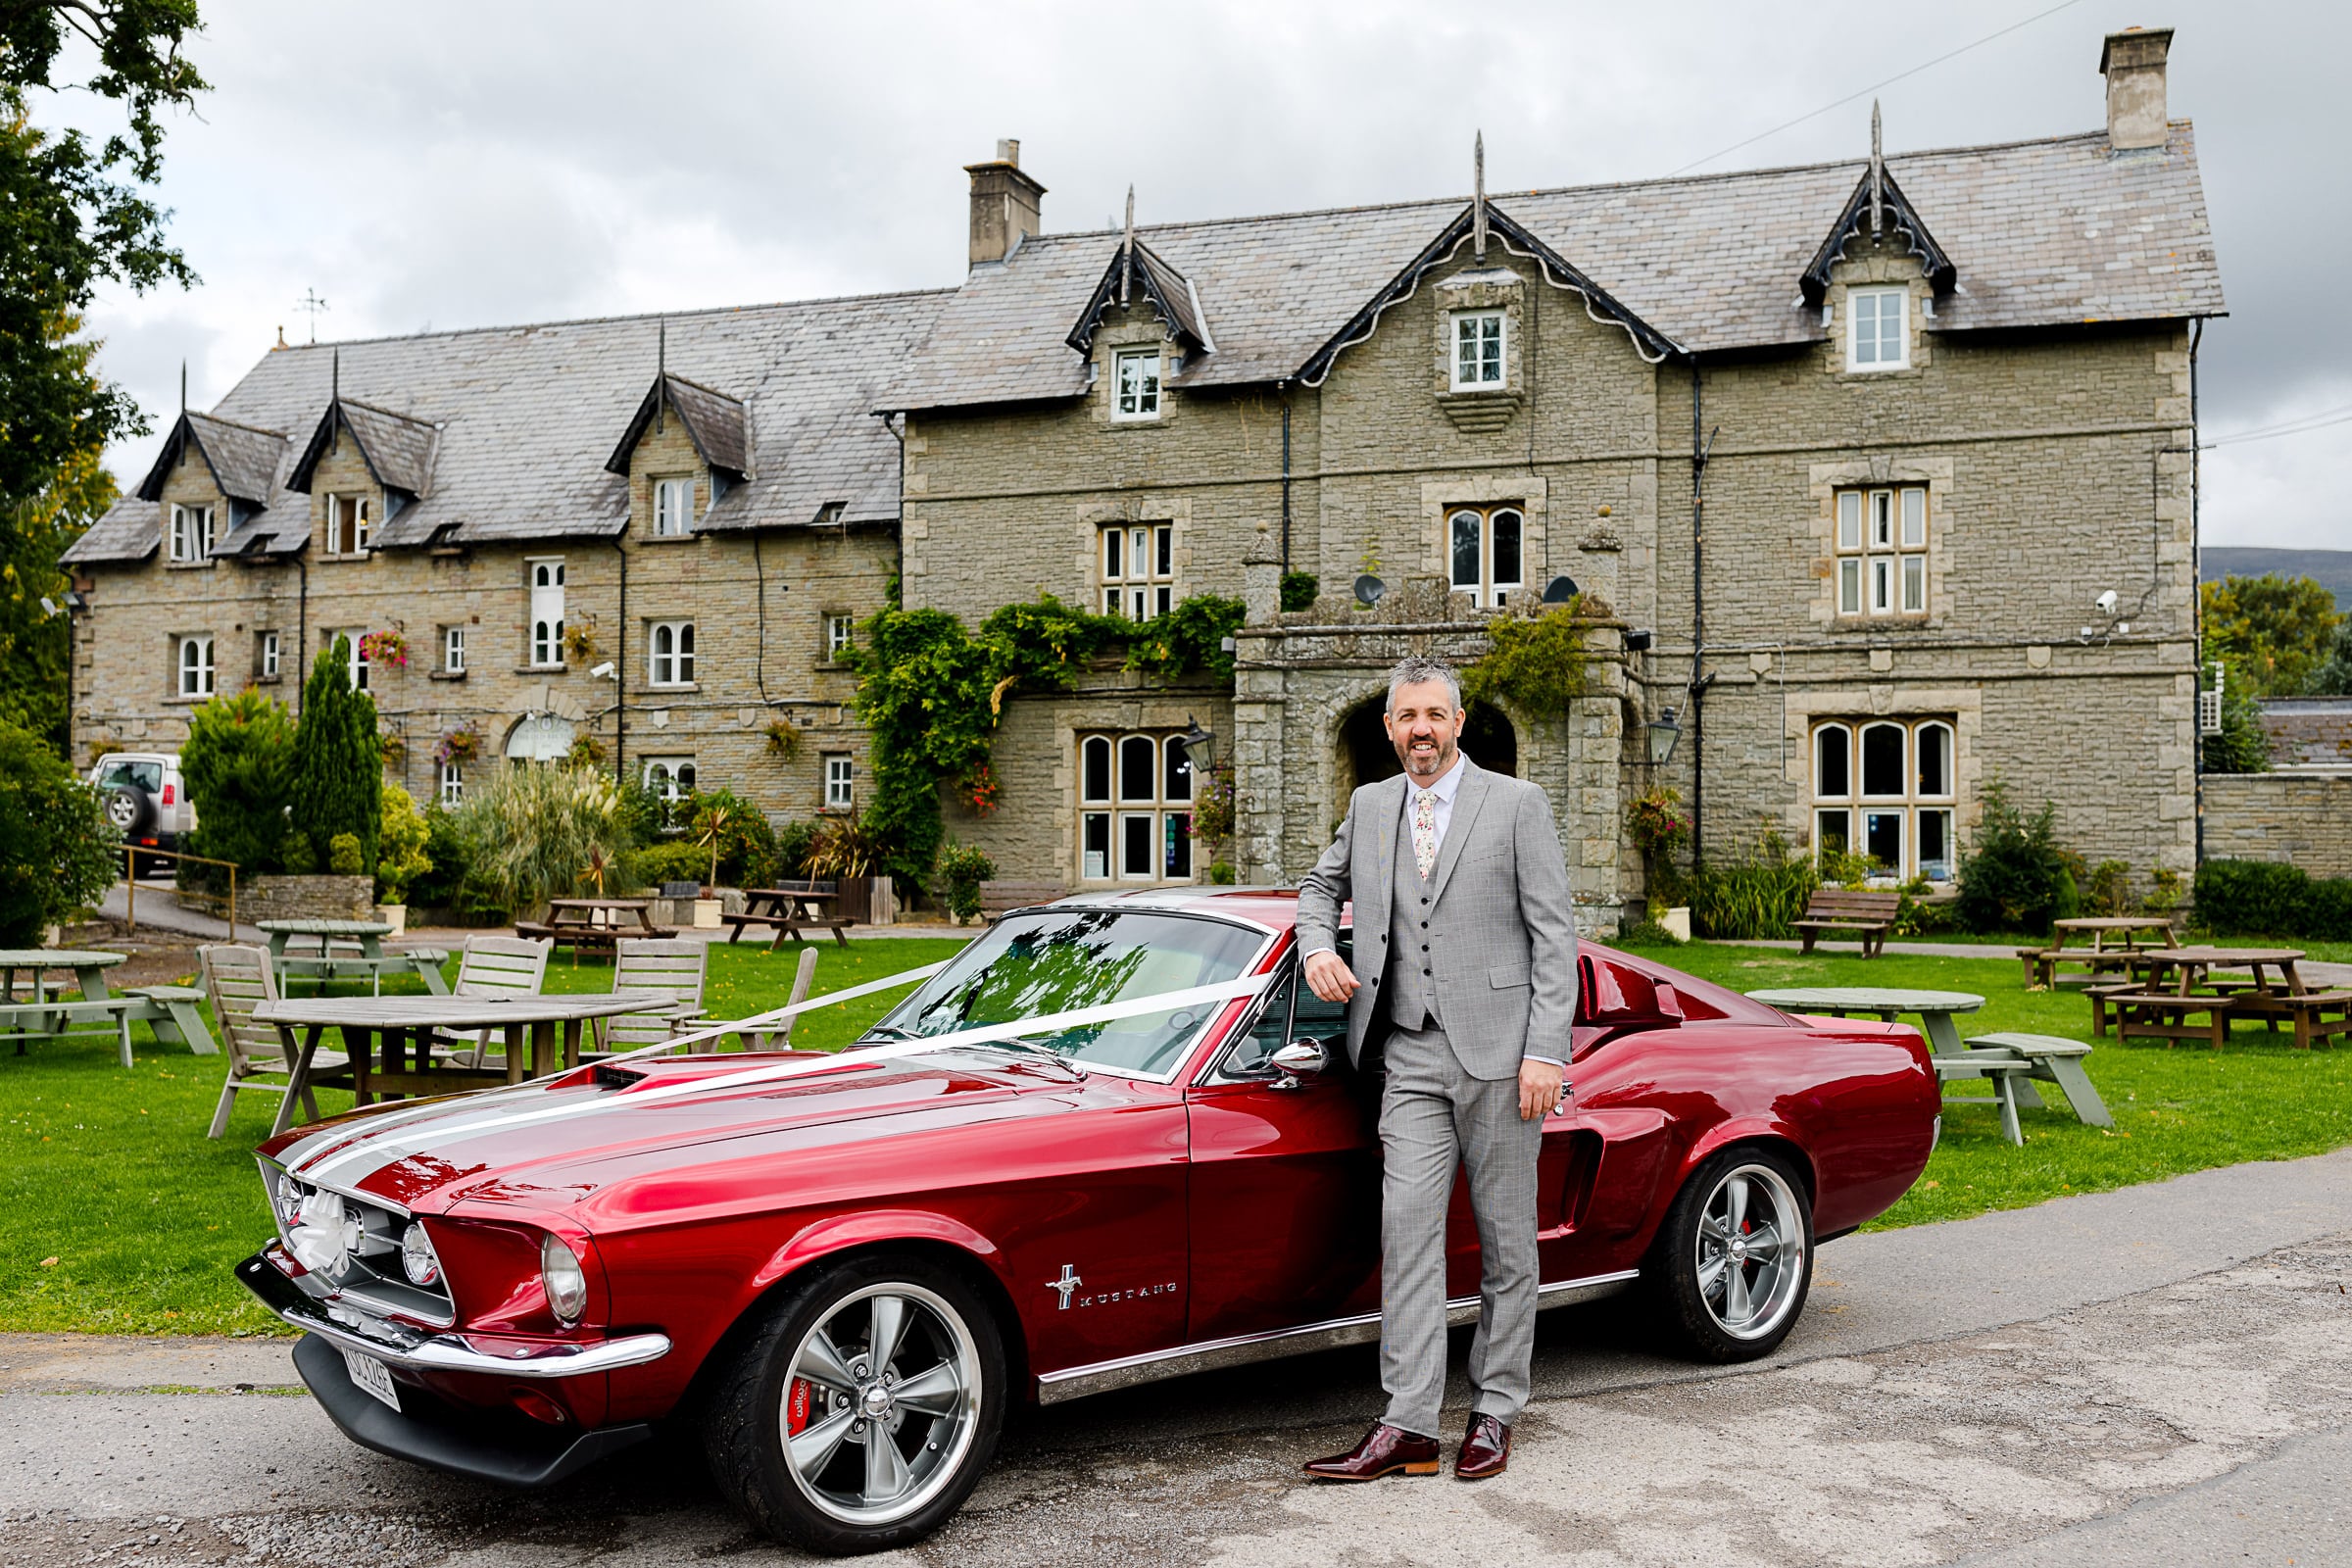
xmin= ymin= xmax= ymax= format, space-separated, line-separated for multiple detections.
xmin=606 ymin=374 xmax=750 ymax=478
xmin=65 ymin=288 xmax=947 ymax=566
xmin=289 ymin=398 xmax=440 ymax=497
xmin=881 ymin=123 xmax=2225 ymax=413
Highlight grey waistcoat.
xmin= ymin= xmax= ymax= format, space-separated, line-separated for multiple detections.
xmin=1386 ymin=787 xmax=1441 ymax=1031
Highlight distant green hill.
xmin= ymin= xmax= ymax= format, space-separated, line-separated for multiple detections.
xmin=2202 ymin=548 xmax=2352 ymax=610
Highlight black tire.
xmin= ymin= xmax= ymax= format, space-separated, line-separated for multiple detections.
xmin=103 ymin=785 xmax=155 ymax=838
xmin=1646 ymin=1146 xmax=1813 ymax=1363
xmin=704 ymin=1251 xmax=1006 ymax=1556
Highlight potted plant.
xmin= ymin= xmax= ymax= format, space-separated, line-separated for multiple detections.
xmin=1628 ymin=786 xmax=1692 ymax=938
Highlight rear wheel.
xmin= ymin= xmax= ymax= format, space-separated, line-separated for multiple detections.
xmin=1648 ymin=1147 xmax=1813 ymax=1362
xmin=705 ymin=1252 xmax=1005 ymax=1556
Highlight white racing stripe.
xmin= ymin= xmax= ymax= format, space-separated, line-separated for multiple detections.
xmin=271 ymin=958 xmax=956 ymax=1173
xmin=291 ymin=968 xmax=1271 ymax=1188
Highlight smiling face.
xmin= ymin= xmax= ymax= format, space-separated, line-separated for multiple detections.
xmin=1384 ymin=677 xmax=1464 ymax=784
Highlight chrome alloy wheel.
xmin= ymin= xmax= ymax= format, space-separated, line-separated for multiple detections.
xmin=779 ymin=1282 xmax=984 ymax=1527
xmin=1693 ymin=1161 xmax=1808 ymax=1341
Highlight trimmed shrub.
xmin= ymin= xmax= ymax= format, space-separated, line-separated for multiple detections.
xmin=179 ymin=689 xmax=295 ymax=877
xmin=326 ymin=832 xmax=365 ymax=877
xmin=0 ymin=720 xmax=119 ymax=944
xmin=629 ymin=839 xmax=712 ymax=891
xmin=1954 ymin=779 xmax=2081 ymax=934
xmin=289 ymin=637 xmax=382 ymax=870
xmin=1617 ymin=917 xmax=1686 ymax=947
xmin=2192 ymin=858 xmax=2352 ymax=940
xmin=375 ymin=785 xmax=431 ymax=904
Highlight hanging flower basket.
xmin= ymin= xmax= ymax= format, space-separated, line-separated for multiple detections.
xmin=958 ymin=763 xmax=1001 ymax=816
xmin=359 ymin=629 xmax=409 ymax=668
xmin=434 ymin=723 xmax=483 ymax=766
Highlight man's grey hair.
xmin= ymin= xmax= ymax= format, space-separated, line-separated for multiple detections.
xmin=1386 ymin=655 xmax=1463 ymax=713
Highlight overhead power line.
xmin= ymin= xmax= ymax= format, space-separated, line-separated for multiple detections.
xmin=1668 ymin=0 xmax=2089 ymax=175
xmin=2202 ymin=406 xmax=2352 ymax=450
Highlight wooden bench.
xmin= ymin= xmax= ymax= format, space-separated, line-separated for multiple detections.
xmin=2229 ymin=988 xmax=2352 ymax=1050
xmin=721 ymin=882 xmax=853 ymax=949
xmin=1959 ymin=1032 xmax=2112 ymax=1127
xmin=2105 ymin=990 xmax=2232 ymax=1050
xmin=979 ymin=880 xmax=1068 ymax=923
xmin=1929 ymin=1054 xmax=2035 ymax=1146
xmin=1791 ymin=889 xmax=1901 ymax=957
xmin=514 ymin=922 xmax=677 ymax=956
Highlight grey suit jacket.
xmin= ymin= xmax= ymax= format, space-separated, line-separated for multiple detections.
xmin=1296 ymin=756 xmax=1580 ymax=1081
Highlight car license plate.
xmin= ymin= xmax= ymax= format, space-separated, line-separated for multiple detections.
xmin=341 ymin=1348 xmax=401 ymax=1412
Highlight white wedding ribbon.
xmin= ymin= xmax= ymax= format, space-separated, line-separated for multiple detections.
xmin=287 ymin=964 xmax=1272 ymax=1187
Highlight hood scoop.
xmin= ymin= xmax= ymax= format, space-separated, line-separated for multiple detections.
xmin=591 ymin=1064 xmax=648 ymax=1092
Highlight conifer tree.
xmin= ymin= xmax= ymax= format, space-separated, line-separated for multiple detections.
xmin=289 ymin=636 xmax=381 ymax=872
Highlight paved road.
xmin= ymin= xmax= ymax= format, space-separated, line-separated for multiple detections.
xmin=5 ymin=1152 xmax=2350 ymax=1566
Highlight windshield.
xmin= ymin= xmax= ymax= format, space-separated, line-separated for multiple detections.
xmin=869 ymin=908 xmax=1267 ymax=1076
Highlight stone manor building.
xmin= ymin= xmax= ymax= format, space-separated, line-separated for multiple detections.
xmin=64 ymin=27 xmax=2222 ymax=929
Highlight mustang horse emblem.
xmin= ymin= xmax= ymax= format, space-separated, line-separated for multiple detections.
xmin=1050 ymin=1263 xmax=1082 ymax=1309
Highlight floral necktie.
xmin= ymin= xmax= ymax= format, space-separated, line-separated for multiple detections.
xmin=1413 ymin=789 xmax=1439 ymax=879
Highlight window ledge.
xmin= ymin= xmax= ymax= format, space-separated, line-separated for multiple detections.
xmin=163 ymin=693 xmax=211 ymax=706
xmin=640 ymin=531 xmax=699 ymax=545
xmin=429 ymin=669 xmax=468 ymax=682
xmin=320 ymin=552 xmax=373 ymax=563
xmin=514 ymin=663 xmax=568 ymax=674
xmin=647 ymin=681 xmax=701 ymax=694
xmin=165 ymin=560 xmax=216 ymax=570
xmin=256 ymin=675 xmax=282 ymax=685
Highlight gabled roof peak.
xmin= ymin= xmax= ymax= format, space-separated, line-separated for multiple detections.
xmin=605 ymin=372 xmax=750 ymax=478
xmin=133 ymin=410 xmax=287 ymax=507
xmin=288 ymin=395 xmax=438 ymax=497
xmin=1066 ymin=229 xmax=1214 ymax=359
xmin=1799 ymin=160 xmax=1957 ymax=305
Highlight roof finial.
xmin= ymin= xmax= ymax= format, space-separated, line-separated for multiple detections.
xmin=1869 ymin=100 xmax=1886 ymax=238
xmin=1473 ymin=129 xmax=1489 ymax=263
xmin=1120 ymin=184 xmax=1136 ymax=308
xmin=658 ymin=316 xmax=666 ymax=377
xmin=178 ymin=360 xmax=186 ymax=414
xmin=331 ymin=347 xmax=340 ymax=402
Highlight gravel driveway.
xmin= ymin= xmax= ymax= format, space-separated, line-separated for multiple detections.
xmin=5 ymin=1151 xmax=2349 ymax=1567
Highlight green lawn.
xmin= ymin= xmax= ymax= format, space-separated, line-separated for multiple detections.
xmin=5 ymin=932 xmax=2347 ymax=1337
xmin=1617 ymin=940 xmax=2352 ymax=1228
xmin=0 ymin=937 xmax=969 ymax=1336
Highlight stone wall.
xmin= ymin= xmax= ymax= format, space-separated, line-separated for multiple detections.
xmin=2257 ymin=699 xmax=2352 ymax=770
xmin=2200 ymin=774 xmax=2352 ymax=878
xmin=241 ymin=875 xmax=377 ymax=922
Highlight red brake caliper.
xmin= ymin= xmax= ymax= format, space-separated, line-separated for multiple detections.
xmin=787 ymin=1377 xmax=812 ymax=1436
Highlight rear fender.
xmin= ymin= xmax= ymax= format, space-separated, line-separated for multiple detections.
xmin=1678 ymin=1120 xmax=1819 ymax=1209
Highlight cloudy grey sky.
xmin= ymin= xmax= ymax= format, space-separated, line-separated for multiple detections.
xmin=41 ymin=0 xmax=2348 ymax=548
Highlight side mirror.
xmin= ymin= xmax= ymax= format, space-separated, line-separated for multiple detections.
xmin=1268 ymin=1038 xmax=1329 ymax=1089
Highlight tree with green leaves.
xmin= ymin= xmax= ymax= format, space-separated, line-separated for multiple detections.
xmin=289 ymin=637 xmax=381 ymax=873
xmin=0 ymin=716 xmax=118 ymax=943
xmin=2201 ymin=573 xmax=2341 ymax=698
xmin=178 ymin=687 xmax=295 ymax=873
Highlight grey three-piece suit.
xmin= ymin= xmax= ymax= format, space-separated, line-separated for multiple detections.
xmin=1296 ymin=754 xmax=1579 ymax=1438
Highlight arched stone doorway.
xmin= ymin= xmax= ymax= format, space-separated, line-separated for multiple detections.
xmin=1338 ymin=694 xmax=1518 ymax=794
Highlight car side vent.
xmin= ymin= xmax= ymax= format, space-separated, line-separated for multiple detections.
xmin=592 ymin=1065 xmax=647 ymax=1091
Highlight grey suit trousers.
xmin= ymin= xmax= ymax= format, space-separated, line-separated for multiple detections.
xmin=1377 ymin=1021 xmax=1544 ymax=1438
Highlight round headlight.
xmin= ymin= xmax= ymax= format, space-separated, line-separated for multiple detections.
xmin=400 ymin=1222 xmax=442 ymax=1288
xmin=271 ymin=1171 xmax=304 ymax=1227
xmin=540 ymin=1232 xmax=587 ymax=1325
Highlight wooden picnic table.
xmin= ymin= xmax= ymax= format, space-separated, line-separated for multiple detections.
xmin=2100 ymin=946 xmax=2349 ymax=1050
xmin=258 ymin=919 xmax=451 ymax=995
xmin=723 ymin=887 xmax=851 ymax=949
xmin=253 ymin=990 xmax=673 ymax=1129
xmin=1743 ymin=986 xmax=1985 ymax=1054
xmin=0 ymin=948 xmax=217 ymax=1066
xmin=2019 ymin=916 xmax=2179 ymax=988
xmin=516 ymin=898 xmax=678 ymax=956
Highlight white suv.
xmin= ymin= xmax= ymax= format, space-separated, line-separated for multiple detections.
xmin=89 ymin=752 xmax=198 ymax=852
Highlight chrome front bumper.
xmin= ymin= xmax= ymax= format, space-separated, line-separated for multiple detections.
xmin=237 ymin=1248 xmax=671 ymax=1380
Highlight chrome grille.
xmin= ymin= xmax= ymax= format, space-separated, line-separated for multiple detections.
xmin=259 ymin=1160 xmax=455 ymax=1327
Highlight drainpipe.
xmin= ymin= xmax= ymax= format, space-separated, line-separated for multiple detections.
xmin=294 ymin=554 xmax=309 ymax=715
xmin=1688 ymin=361 xmax=1716 ymax=869
xmin=610 ymin=534 xmax=627 ymax=782
xmin=877 ymin=411 xmax=906 ymax=595
xmin=1279 ymin=390 xmax=1293 ymax=571
xmin=2189 ymin=317 xmax=2205 ymax=871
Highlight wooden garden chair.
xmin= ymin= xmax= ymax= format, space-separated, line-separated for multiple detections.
xmin=436 ymin=934 xmax=554 ymax=1067
xmin=591 ymin=939 xmax=710 ymax=1055
xmin=202 ymin=944 xmax=351 ymax=1139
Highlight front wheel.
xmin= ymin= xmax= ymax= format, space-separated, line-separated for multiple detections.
xmin=705 ymin=1252 xmax=1005 ymax=1556
xmin=1648 ymin=1147 xmax=1813 ymax=1362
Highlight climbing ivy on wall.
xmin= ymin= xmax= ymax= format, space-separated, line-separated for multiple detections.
xmin=1460 ymin=602 xmax=1591 ymax=718
xmin=849 ymin=593 xmax=1248 ymax=884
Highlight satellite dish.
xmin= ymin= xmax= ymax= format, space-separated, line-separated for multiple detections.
xmin=1353 ymin=573 xmax=1388 ymax=608
xmin=1541 ymin=574 xmax=1581 ymax=605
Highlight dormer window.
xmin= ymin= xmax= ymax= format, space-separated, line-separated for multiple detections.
xmin=327 ymin=493 xmax=371 ymax=553
xmin=168 ymin=504 xmax=215 ymax=564
xmin=654 ymin=476 xmax=694 ymax=536
xmin=1847 ymin=287 xmax=1908 ymax=371
xmin=1112 ymin=349 xmax=1160 ymax=421
xmin=1451 ymin=311 xmax=1505 ymax=390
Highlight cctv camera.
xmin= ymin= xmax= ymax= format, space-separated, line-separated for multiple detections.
xmin=2094 ymin=590 xmax=2120 ymax=614
xmin=589 ymin=662 xmax=615 ymax=679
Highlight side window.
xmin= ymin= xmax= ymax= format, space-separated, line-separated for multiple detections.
xmin=1224 ymin=936 xmax=1353 ymax=1078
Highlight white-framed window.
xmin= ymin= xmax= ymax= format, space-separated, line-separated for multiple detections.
xmin=1112 ymin=348 xmax=1161 ymax=421
xmin=175 ymin=634 xmax=215 ymax=698
xmin=826 ymin=613 xmax=856 ymax=660
xmin=643 ymin=756 xmax=698 ymax=806
xmin=258 ymin=630 xmax=280 ymax=680
xmin=168 ymin=503 xmax=215 ymax=564
xmin=326 ymin=493 xmax=371 ymax=553
xmin=439 ymin=761 xmax=464 ymax=808
xmin=528 ymin=558 xmax=565 ymax=666
xmin=332 ymin=628 xmax=369 ymax=692
xmin=1835 ymin=486 xmax=1928 ymax=617
xmin=1446 ymin=504 xmax=1525 ymax=609
xmin=653 ymin=476 xmax=694 ymax=537
xmin=823 ymin=754 xmax=856 ymax=811
xmin=1812 ymin=717 xmax=1955 ymax=882
xmin=1102 ymin=522 xmax=1175 ymax=619
xmin=1451 ymin=310 xmax=1506 ymax=390
xmin=1846 ymin=287 xmax=1908 ymax=371
xmin=1077 ymin=730 xmax=1196 ymax=883
xmin=648 ymin=619 xmax=696 ymax=686
xmin=442 ymin=625 xmax=466 ymax=674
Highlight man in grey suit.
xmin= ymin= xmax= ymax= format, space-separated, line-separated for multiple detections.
xmin=1297 ymin=654 xmax=1579 ymax=1484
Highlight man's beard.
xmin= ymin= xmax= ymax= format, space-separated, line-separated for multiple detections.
xmin=1395 ymin=731 xmax=1455 ymax=780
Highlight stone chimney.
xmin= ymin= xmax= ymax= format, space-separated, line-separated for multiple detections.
xmin=964 ymin=138 xmax=1046 ymax=267
xmin=2099 ymin=25 xmax=2175 ymax=151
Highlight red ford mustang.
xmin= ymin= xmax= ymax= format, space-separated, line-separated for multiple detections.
xmin=239 ymin=889 xmax=1938 ymax=1554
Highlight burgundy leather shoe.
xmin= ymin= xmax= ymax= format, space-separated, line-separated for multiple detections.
xmin=1454 ymin=1413 xmax=1511 ymax=1480
xmin=1301 ymin=1422 xmax=1442 ymax=1482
